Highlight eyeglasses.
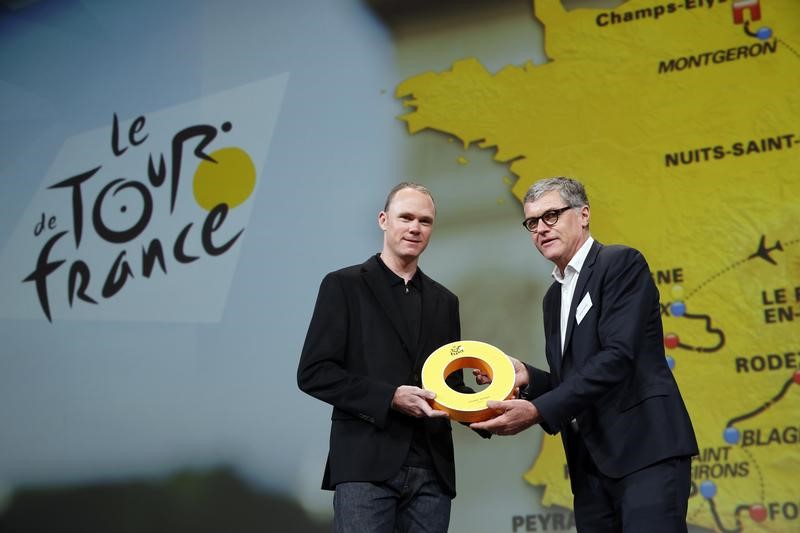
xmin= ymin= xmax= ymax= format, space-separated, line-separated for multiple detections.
xmin=522 ymin=206 xmax=573 ymax=233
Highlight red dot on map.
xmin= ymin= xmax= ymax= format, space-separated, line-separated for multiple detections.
xmin=664 ymin=333 xmax=679 ymax=349
xmin=794 ymin=370 xmax=800 ymax=385
xmin=749 ymin=504 xmax=767 ymax=522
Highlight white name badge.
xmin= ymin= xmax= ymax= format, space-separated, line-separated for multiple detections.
xmin=576 ymin=292 xmax=593 ymax=325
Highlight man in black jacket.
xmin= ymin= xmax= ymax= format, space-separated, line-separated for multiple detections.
xmin=298 ymin=182 xmax=470 ymax=533
xmin=472 ymin=177 xmax=698 ymax=532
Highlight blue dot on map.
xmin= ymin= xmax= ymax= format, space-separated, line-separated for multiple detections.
xmin=756 ymin=27 xmax=773 ymax=40
xmin=670 ymin=301 xmax=686 ymax=317
xmin=724 ymin=427 xmax=740 ymax=445
xmin=700 ymin=480 xmax=717 ymax=499
xmin=666 ymin=355 xmax=675 ymax=370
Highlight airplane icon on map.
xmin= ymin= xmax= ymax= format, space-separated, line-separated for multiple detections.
xmin=748 ymin=234 xmax=783 ymax=265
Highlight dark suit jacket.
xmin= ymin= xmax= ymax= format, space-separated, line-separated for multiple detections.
xmin=297 ymin=255 xmax=465 ymax=496
xmin=525 ymin=241 xmax=698 ymax=483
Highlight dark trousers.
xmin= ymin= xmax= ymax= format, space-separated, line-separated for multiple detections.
xmin=568 ymin=432 xmax=692 ymax=533
xmin=333 ymin=466 xmax=451 ymax=533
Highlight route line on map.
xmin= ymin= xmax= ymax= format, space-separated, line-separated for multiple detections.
xmin=741 ymin=447 xmax=766 ymax=503
xmin=703 ymin=448 xmax=769 ymax=533
xmin=700 ymin=374 xmax=800 ymax=531
xmin=700 ymin=429 xmax=770 ymax=532
xmin=685 ymin=258 xmax=748 ymax=301
xmin=733 ymin=504 xmax=764 ymax=532
xmin=778 ymin=38 xmax=800 ymax=61
xmin=675 ymin=311 xmax=725 ymax=352
xmin=686 ymin=235 xmax=798 ymax=301
xmin=725 ymin=373 xmax=796 ymax=427
xmin=707 ymin=496 xmax=741 ymax=533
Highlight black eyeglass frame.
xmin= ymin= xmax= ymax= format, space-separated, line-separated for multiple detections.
xmin=522 ymin=205 xmax=573 ymax=233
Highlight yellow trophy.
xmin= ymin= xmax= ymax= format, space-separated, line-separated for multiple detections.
xmin=421 ymin=340 xmax=516 ymax=422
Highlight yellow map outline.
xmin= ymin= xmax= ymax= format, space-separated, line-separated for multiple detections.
xmin=396 ymin=1 xmax=800 ymax=531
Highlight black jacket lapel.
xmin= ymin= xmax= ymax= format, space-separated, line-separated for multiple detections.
xmin=415 ymin=269 xmax=439 ymax=365
xmin=544 ymin=283 xmax=562 ymax=380
xmin=361 ymin=256 xmax=413 ymax=356
xmin=561 ymin=240 xmax=602 ymax=365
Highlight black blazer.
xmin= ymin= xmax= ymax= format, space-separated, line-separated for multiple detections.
xmin=297 ymin=255 xmax=464 ymax=496
xmin=526 ymin=241 xmax=698 ymax=481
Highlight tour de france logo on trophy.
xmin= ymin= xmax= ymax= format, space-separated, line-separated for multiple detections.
xmin=421 ymin=340 xmax=516 ymax=422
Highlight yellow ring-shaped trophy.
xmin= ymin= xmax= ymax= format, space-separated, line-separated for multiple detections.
xmin=421 ymin=340 xmax=515 ymax=422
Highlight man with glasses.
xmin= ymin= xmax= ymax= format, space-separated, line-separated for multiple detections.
xmin=298 ymin=182 xmax=481 ymax=533
xmin=472 ymin=177 xmax=698 ymax=532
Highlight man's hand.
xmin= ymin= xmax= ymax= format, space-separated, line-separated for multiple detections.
xmin=391 ymin=385 xmax=449 ymax=418
xmin=469 ymin=399 xmax=541 ymax=435
xmin=472 ymin=356 xmax=530 ymax=388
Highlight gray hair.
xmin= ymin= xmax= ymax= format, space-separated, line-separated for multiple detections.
xmin=523 ymin=176 xmax=589 ymax=208
xmin=383 ymin=182 xmax=436 ymax=212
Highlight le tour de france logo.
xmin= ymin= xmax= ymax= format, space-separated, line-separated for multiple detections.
xmin=0 ymin=74 xmax=289 ymax=323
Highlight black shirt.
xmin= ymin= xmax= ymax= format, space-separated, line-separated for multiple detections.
xmin=378 ymin=257 xmax=422 ymax=350
xmin=376 ymin=255 xmax=434 ymax=469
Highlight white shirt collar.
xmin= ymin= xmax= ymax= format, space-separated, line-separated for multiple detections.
xmin=552 ymin=236 xmax=594 ymax=284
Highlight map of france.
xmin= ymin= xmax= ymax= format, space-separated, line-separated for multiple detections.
xmin=396 ymin=1 xmax=799 ymax=531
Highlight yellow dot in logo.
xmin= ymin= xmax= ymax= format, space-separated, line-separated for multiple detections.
xmin=193 ymin=147 xmax=256 ymax=211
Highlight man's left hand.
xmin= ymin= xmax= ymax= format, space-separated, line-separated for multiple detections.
xmin=391 ymin=385 xmax=449 ymax=418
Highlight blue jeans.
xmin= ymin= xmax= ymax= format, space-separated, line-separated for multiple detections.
xmin=333 ymin=466 xmax=451 ymax=533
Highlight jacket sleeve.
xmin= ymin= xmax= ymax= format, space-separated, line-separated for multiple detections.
xmin=522 ymin=363 xmax=557 ymax=434
xmin=296 ymin=272 xmax=396 ymax=428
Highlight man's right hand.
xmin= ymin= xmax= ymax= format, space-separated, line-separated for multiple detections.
xmin=469 ymin=399 xmax=541 ymax=435
xmin=473 ymin=356 xmax=530 ymax=388
xmin=391 ymin=385 xmax=449 ymax=418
